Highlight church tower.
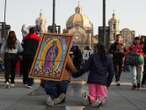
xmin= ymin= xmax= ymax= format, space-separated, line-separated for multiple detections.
xmin=35 ymin=10 xmax=47 ymax=33
xmin=108 ymin=12 xmax=120 ymax=43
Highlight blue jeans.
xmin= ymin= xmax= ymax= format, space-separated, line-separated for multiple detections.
xmin=44 ymin=80 xmax=69 ymax=98
xmin=128 ymin=65 xmax=143 ymax=85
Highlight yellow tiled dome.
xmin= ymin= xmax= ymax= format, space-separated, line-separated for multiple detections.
xmin=66 ymin=5 xmax=93 ymax=31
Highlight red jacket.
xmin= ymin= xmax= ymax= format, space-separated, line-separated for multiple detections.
xmin=22 ymin=33 xmax=41 ymax=57
xmin=24 ymin=33 xmax=41 ymax=42
xmin=129 ymin=44 xmax=144 ymax=56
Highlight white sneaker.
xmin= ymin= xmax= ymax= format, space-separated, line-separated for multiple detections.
xmin=54 ymin=93 xmax=65 ymax=104
xmin=46 ymin=95 xmax=54 ymax=106
xmin=5 ymin=82 xmax=10 ymax=88
xmin=10 ymin=83 xmax=15 ymax=87
xmin=25 ymin=84 xmax=32 ymax=89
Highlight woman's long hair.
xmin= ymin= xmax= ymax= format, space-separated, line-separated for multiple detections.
xmin=96 ymin=43 xmax=107 ymax=61
xmin=6 ymin=31 xmax=17 ymax=49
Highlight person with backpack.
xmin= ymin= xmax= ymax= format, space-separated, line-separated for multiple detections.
xmin=126 ymin=37 xmax=144 ymax=90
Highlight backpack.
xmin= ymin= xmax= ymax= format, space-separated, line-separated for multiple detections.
xmin=126 ymin=52 xmax=144 ymax=65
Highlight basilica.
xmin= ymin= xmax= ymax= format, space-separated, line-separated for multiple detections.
xmin=64 ymin=3 xmax=97 ymax=51
xmin=28 ymin=3 xmax=135 ymax=50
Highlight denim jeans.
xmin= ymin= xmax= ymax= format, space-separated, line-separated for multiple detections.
xmin=44 ymin=80 xmax=69 ymax=98
xmin=128 ymin=65 xmax=143 ymax=85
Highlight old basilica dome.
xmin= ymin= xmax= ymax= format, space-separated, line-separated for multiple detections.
xmin=66 ymin=5 xmax=93 ymax=31
xmin=65 ymin=3 xmax=95 ymax=50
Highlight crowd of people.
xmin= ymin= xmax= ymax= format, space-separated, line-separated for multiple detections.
xmin=109 ymin=34 xmax=146 ymax=89
xmin=0 ymin=28 xmax=146 ymax=108
xmin=0 ymin=27 xmax=41 ymax=88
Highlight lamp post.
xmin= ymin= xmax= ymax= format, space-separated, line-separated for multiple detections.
xmin=4 ymin=0 xmax=7 ymax=23
xmin=103 ymin=0 xmax=106 ymax=47
xmin=52 ymin=0 xmax=56 ymax=33
xmin=48 ymin=0 xmax=60 ymax=33
xmin=1 ymin=0 xmax=7 ymax=39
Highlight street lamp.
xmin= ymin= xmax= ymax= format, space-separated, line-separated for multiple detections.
xmin=4 ymin=0 xmax=7 ymax=23
xmin=48 ymin=0 xmax=60 ymax=33
xmin=52 ymin=0 xmax=56 ymax=32
xmin=103 ymin=0 xmax=106 ymax=47
xmin=1 ymin=0 xmax=7 ymax=40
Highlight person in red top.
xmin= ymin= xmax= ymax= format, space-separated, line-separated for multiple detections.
xmin=127 ymin=37 xmax=144 ymax=89
xmin=21 ymin=27 xmax=41 ymax=88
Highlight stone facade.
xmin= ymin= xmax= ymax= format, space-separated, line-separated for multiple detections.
xmin=120 ymin=28 xmax=135 ymax=47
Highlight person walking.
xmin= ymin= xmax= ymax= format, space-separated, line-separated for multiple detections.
xmin=22 ymin=27 xmax=41 ymax=88
xmin=0 ymin=31 xmax=23 ymax=88
xmin=127 ymin=37 xmax=144 ymax=90
xmin=73 ymin=44 xmax=114 ymax=107
xmin=109 ymin=34 xmax=125 ymax=86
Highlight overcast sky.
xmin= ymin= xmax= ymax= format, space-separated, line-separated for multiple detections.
xmin=0 ymin=0 xmax=146 ymax=41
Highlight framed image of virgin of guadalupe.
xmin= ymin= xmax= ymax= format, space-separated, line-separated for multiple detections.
xmin=29 ymin=33 xmax=73 ymax=81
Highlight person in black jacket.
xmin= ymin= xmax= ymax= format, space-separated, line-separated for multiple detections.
xmin=109 ymin=34 xmax=124 ymax=86
xmin=71 ymin=45 xmax=83 ymax=69
xmin=73 ymin=43 xmax=114 ymax=107
xmin=22 ymin=27 xmax=41 ymax=88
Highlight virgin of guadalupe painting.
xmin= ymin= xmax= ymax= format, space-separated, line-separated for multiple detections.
xmin=29 ymin=33 xmax=72 ymax=81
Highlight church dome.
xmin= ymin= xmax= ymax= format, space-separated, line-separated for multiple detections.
xmin=66 ymin=5 xmax=93 ymax=31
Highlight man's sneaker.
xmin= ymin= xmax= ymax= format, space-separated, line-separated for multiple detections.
xmin=137 ymin=83 xmax=141 ymax=90
xmin=10 ymin=83 xmax=15 ymax=88
xmin=131 ymin=84 xmax=137 ymax=90
xmin=46 ymin=95 xmax=54 ymax=106
xmin=5 ymin=82 xmax=10 ymax=88
xmin=25 ymin=84 xmax=32 ymax=89
xmin=54 ymin=93 xmax=65 ymax=104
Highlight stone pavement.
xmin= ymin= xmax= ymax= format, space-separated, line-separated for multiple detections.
xmin=0 ymin=72 xmax=146 ymax=110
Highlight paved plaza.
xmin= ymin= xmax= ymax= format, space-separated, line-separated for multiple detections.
xmin=0 ymin=72 xmax=146 ymax=110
